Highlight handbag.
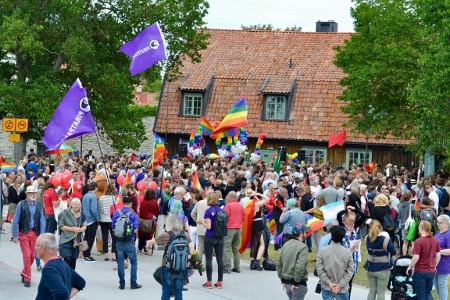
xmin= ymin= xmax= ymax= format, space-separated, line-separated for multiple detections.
xmin=78 ymin=240 xmax=89 ymax=251
xmin=139 ymin=218 xmax=154 ymax=234
xmin=153 ymin=266 xmax=163 ymax=285
xmin=405 ymin=220 xmax=418 ymax=241
xmin=404 ymin=204 xmax=414 ymax=231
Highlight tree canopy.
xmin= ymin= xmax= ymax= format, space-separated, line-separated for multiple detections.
xmin=334 ymin=0 xmax=450 ymax=159
xmin=0 ymin=0 xmax=210 ymax=156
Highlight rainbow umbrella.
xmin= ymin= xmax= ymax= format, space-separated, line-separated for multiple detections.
xmin=45 ymin=143 xmax=74 ymax=155
xmin=1 ymin=161 xmax=17 ymax=173
xmin=206 ymin=153 xmax=219 ymax=160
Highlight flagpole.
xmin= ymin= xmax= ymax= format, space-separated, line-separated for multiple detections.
xmin=80 ymin=136 xmax=83 ymax=157
xmin=95 ymin=132 xmax=103 ymax=158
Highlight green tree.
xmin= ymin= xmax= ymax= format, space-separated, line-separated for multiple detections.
xmin=334 ymin=0 xmax=424 ymax=141
xmin=0 ymin=0 xmax=210 ymax=159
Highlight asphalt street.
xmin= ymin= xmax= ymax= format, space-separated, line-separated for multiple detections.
xmin=0 ymin=230 xmax=385 ymax=300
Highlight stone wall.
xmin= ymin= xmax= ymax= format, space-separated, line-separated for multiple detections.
xmin=0 ymin=117 xmax=156 ymax=159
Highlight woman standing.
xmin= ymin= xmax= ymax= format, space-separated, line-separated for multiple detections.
xmin=371 ymin=194 xmax=395 ymax=242
xmin=406 ymin=220 xmax=441 ymax=300
xmin=248 ymin=192 xmax=270 ymax=271
xmin=58 ymin=198 xmax=87 ymax=269
xmin=434 ymin=215 xmax=450 ymax=300
xmin=98 ymin=184 xmax=116 ymax=260
xmin=201 ymin=192 xmax=226 ymax=288
xmin=398 ymin=191 xmax=415 ymax=255
xmin=137 ymin=188 xmax=159 ymax=255
xmin=279 ymin=198 xmax=307 ymax=245
xmin=364 ymin=220 xmax=396 ymax=300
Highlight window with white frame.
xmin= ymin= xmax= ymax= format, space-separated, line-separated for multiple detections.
xmin=346 ymin=149 xmax=372 ymax=167
xmin=182 ymin=92 xmax=203 ymax=116
xmin=265 ymin=95 xmax=287 ymax=120
xmin=302 ymin=147 xmax=327 ymax=165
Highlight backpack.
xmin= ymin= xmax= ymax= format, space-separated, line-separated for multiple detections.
xmin=114 ymin=210 xmax=133 ymax=241
xmin=213 ymin=209 xmax=228 ymax=238
xmin=165 ymin=231 xmax=189 ymax=273
xmin=262 ymin=258 xmax=277 ymax=271
xmin=438 ymin=187 xmax=450 ymax=209
xmin=382 ymin=213 xmax=395 ymax=232
xmin=419 ymin=209 xmax=434 ymax=226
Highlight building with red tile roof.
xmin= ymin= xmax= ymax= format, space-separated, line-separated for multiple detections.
xmin=154 ymin=29 xmax=416 ymax=168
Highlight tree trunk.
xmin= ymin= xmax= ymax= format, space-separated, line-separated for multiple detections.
xmin=13 ymin=136 xmax=27 ymax=165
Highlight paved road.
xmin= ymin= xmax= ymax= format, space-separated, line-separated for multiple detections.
xmin=0 ymin=232 xmax=384 ymax=300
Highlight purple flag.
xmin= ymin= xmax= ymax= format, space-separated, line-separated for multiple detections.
xmin=120 ymin=23 xmax=167 ymax=76
xmin=42 ymin=79 xmax=96 ymax=150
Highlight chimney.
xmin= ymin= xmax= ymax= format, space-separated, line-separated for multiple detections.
xmin=316 ymin=20 xmax=338 ymax=32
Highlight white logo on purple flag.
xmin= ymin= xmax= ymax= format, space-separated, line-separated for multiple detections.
xmin=120 ymin=23 xmax=168 ymax=76
xmin=42 ymin=79 xmax=96 ymax=150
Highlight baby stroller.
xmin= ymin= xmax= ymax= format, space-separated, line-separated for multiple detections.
xmin=388 ymin=255 xmax=417 ymax=300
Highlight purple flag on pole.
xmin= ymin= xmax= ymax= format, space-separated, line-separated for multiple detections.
xmin=120 ymin=23 xmax=167 ymax=76
xmin=42 ymin=79 xmax=96 ymax=150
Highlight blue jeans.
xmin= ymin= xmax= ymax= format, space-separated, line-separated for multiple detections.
xmin=116 ymin=240 xmax=138 ymax=286
xmin=322 ymin=288 xmax=349 ymax=300
xmin=161 ymin=266 xmax=184 ymax=300
xmin=44 ymin=214 xmax=57 ymax=234
xmin=434 ymin=273 xmax=449 ymax=300
xmin=412 ymin=271 xmax=434 ymax=300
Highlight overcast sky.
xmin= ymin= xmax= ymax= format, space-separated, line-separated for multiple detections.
xmin=204 ymin=0 xmax=355 ymax=32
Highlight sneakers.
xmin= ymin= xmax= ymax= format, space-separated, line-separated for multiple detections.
xmin=214 ymin=282 xmax=223 ymax=289
xmin=1 ymin=229 xmax=7 ymax=234
xmin=24 ymin=282 xmax=31 ymax=288
xmin=37 ymin=266 xmax=42 ymax=272
xmin=223 ymin=268 xmax=231 ymax=274
xmin=231 ymin=268 xmax=241 ymax=273
xmin=130 ymin=283 xmax=142 ymax=290
xmin=119 ymin=284 xmax=125 ymax=290
xmin=202 ymin=282 xmax=213 ymax=289
xmin=84 ymin=257 xmax=97 ymax=263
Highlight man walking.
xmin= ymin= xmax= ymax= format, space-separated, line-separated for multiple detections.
xmin=277 ymin=222 xmax=309 ymax=300
xmin=112 ymin=196 xmax=141 ymax=290
xmin=81 ymin=181 xmax=99 ymax=262
xmin=316 ymin=226 xmax=354 ymax=300
xmin=223 ymin=191 xmax=244 ymax=273
xmin=12 ymin=186 xmax=46 ymax=287
xmin=35 ymin=233 xmax=86 ymax=299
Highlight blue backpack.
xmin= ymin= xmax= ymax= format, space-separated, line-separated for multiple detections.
xmin=165 ymin=231 xmax=189 ymax=273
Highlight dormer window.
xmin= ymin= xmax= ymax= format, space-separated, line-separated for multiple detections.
xmin=265 ymin=95 xmax=287 ymax=120
xmin=182 ymin=92 xmax=203 ymax=116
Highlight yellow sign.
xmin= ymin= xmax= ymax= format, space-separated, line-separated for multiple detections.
xmin=2 ymin=118 xmax=15 ymax=132
xmin=9 ymin=133 xmax=20 ymax=143
xmin=15 ymin=119 xmax=29 ymax=132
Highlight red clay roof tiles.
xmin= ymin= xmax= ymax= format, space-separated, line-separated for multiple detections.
xmin=155 ymin=29 xmax=410 ymax=146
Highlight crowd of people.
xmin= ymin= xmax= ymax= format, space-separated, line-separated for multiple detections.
xmin=1 ymin=149 xmax=450 ymax=300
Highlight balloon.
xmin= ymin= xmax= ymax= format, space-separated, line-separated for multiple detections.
xmin=54 ymin=172 xmax=63 ymax=180
xmin=148 ymin=181 xmax=158 ymax=191
xmin=52 ymin=177 xmax=62 ymax=187
xmin=117 ymin=174 xmax=125 ymax=186
xmin=61 ymin=182 xmax=71 ymax=189
xmin=128 ymin=169 xmax=135 ymax=176
xmin=61 ymin=171 xmax=72 ymax=184
xmin=137 ymin=181 xmax=147 ymax=192
xmin=73 ymin=180 xmax=83 ymax=191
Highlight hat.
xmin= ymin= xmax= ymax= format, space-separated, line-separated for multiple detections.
xmin=410 ymin=179 xmax=417 ymax=184
xmin=386 ymin=163 xmax=392 ymax=168
xmin=292 ymin=222 xmax=310 ymax=236
xmin=25 ymin=186 xmax=37 ymax=193
xmin=185 ymin=168 xmax=192 ymax=173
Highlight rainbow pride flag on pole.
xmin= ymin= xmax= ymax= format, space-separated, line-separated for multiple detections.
xmin=265 ymin=210 xmax=277 ymax=234
xmin=211 ymin=97 xmax=248 ymax=139
xmin=239 ymin=197 xmax=256 ymax=254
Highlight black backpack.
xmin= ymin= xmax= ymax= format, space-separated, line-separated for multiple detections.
xmin=382 ymin=213 xmax=395 ymax=232
xmin=438 ymin=187 xmax=450 ymax=209
xmin=165 ymin=231 xmax=189 ymax=273
xmin=114 ymin=210 xmax=133 ymax=242
xmin=262 ymin=258 xmax=277 ymax=271
xmin=213 ymin=209 xmax=228 ymax=238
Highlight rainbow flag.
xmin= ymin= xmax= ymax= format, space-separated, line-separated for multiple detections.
xmin=152 ymin=133 xmax=166 ymax=169
xmin=265 ymin=210 xmax=277 ymax=234
xmin=211 ymin=97 xmax=248 ymax=139
xmin=239 ymin=198 xmax=256 ymax=254
xmin=191 ymin=171 xmax=201 ymax=189
xmin=305 ymin=214 xmax=324 ymax=237
xmin=201 ymin=117 xmax=215 ymax=136
xmin=124 ymin=170 xmax=134 ymax=185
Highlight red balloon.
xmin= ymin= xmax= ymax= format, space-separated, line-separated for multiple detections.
xmin=54 ymin=172 xmax=63 ymax=180
xmin=52 ymin=177 xmax=62 ymax=187
xmin=137 ymin=181 xmax=147 ymax=192
xmin=117 ymin=174 xmax=125 ymax=186
xmin=61 ymin=182 xmax=71 ymax=189
xmin=61 ymin=171 xmax=72 ymax=184
xmin=73 ymin=180 xmax=83 ymax=191
xmin=148 ymin=181 xmax=158 ymax=191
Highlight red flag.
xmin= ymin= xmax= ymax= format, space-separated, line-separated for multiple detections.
xmin=161 ymin=178 xmax=167 ymax=191
xmin=328 ymin=130 xmax=346 ymax=148
xmin=124 ymin=171 xmax=133 ymax=184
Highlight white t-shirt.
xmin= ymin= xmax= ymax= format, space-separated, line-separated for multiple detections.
xmin=429 ymin=191 xmax=439 ymax=212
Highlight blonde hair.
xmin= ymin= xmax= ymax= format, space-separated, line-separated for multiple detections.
xmin=206 ymin=191 xmax=219 ymax=206
xmin=374 ymin=194 xmax=388 ymax=206
xmin=368 ymin=220 xmax=383 ymax=243
xmin=419 ymin=220 xmax=432 ymax=236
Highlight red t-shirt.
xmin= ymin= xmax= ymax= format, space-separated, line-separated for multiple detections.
xmin=224 ymin=199 xmax=244 ymax=229
xmin=413 ymin=236 xmax=441 ymax=273
xmin=43 ymin=188 xmax=58 ymax=214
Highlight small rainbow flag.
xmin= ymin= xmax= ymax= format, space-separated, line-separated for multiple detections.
xmin=201 ymin=117 xmax=214 ymax=136
xmin=305 ymin=214 xmax=324 ymax=237
xmin=191 ymin=171 xmax=201 ymax=189
xmin=211 ymin=97 xmax=248 ymax=139
xmin=265 ymin=210 xmax=277 ymax=234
